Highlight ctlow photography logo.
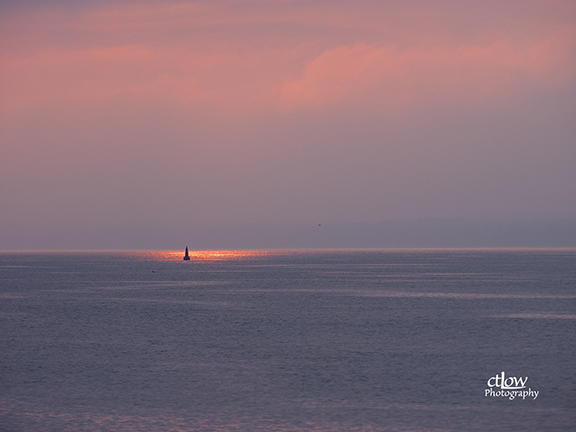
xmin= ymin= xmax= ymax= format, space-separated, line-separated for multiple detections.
xmin=485 ymin=371 xmax=539 ymax=400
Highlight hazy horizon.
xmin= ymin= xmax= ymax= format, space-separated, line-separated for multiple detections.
xmin=1 ymin=0 xmax=575 ymax=249
xmin=2 ymin=217 xmax=575 ymax=251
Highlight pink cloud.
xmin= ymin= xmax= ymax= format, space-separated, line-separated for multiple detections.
xmin=281 ymin=31 xmax=576 ymax=110
xmin=1 ymin=0 xmax=574 ymax=120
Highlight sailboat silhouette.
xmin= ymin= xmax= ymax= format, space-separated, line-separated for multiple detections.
xmin=183 ymin=246 xmax=190 ymax=261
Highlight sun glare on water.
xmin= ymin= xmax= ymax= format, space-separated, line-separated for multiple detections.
xmin=140 ymin=250 xmax=274 ymax=262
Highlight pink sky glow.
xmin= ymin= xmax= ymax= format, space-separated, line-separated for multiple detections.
xmin=1 ymin=0 xmax=575 ymax=249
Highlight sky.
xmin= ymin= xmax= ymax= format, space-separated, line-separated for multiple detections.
xmin=1 ymin=0 xmax=575 ymax=249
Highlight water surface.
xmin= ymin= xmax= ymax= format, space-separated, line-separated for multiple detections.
xmin=1 ymin=249 xmax=575 ymax=431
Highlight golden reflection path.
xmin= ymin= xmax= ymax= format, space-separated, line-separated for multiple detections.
xmin=139 ymin=250 xmax=277 ymax=262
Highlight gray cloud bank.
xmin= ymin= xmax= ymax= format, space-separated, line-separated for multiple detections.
xmin=3 ymin=218 xmax=575 ymax=250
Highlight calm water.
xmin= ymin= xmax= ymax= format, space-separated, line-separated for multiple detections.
xmin=1 ymin=249 xmax=575 ymax=431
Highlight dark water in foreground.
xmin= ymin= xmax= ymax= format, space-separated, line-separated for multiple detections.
xmin=0 ymin=249 xmax=575 ymax=431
